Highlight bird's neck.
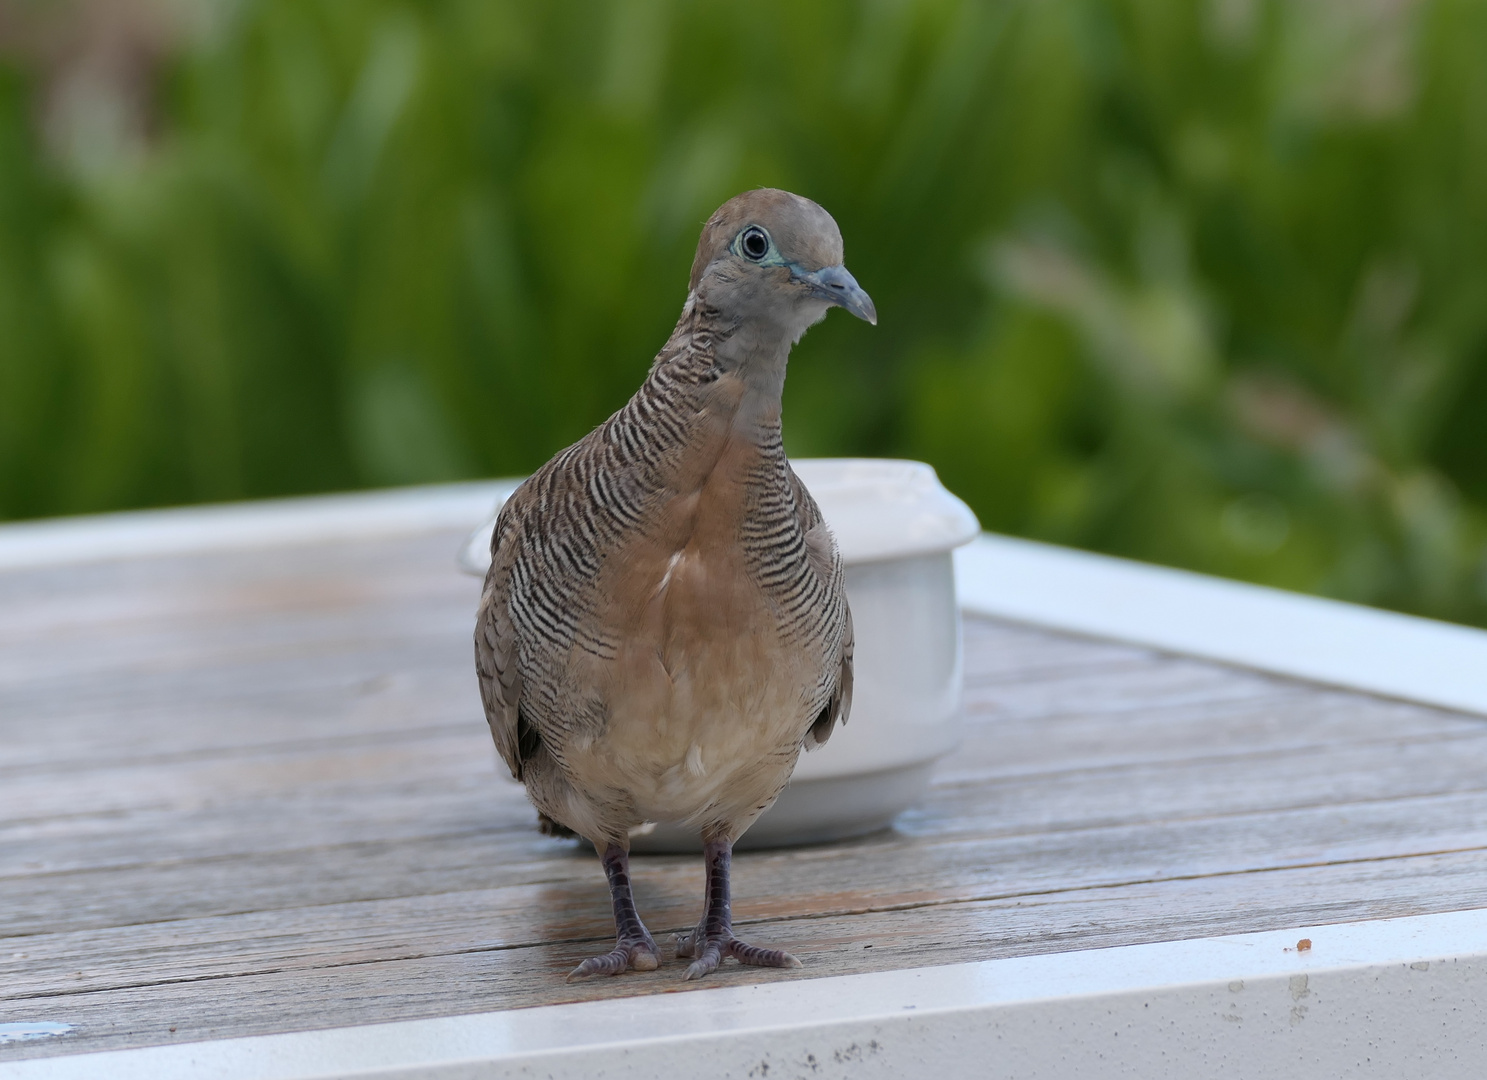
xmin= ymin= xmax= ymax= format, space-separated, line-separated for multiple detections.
xmin=717 ymin=326 xmax=790 ymax=434
xmin=700 ymin=298 xmax=797 ymax=436
xmin=616 ymin=300 xmax=794 ymax=514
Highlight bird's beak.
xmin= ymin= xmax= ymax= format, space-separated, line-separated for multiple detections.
xmin=793 ymin=264 xmax=878 ymax=326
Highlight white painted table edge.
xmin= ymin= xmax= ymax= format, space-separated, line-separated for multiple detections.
xmin=0 ymin=482 xmax=519 ymax=572
xmin=954 ymin=535 xmax=1487 ymax=719
xmin=5 ymin=909 xmax=1486 ymax=1079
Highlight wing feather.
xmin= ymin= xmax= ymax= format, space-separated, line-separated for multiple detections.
xmin=474 ymin=491 xmax=528 ymax=781
xmin=789 ymin=466 xmax=854 ymax=750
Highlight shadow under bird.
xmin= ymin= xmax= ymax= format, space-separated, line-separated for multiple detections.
xmin=475 ymin=189 xmax=875 ymax=981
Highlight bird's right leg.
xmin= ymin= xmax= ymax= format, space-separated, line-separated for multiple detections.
xmin=674 ymin=835 xmax=801 ymax=980
xmin=567 ymin=842 xmax=660 ymax=981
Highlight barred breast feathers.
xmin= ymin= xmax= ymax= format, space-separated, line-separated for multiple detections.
xmin=476 ymin=282 xmax=852 ymax=794
xmin=478 ymin=294 xmax=733 ymax=774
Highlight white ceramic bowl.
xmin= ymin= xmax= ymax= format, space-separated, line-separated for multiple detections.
xmin=458 ymin=458 xmax=979 ymax=849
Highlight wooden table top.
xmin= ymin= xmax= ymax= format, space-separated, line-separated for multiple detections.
xmin=4 ymin=523 xmax=1487 ymax=1062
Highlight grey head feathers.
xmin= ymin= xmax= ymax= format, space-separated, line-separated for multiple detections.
xmin=690 ymin=189 xmax=877 ymax=347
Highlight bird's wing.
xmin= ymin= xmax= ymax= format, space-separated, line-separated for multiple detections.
xmin=789 ymin=466 xmax=854 ymax=750
xmin=475 ymin=488 xmax=529 ymax=781
xmin=808 ymin=604 xmax=854 ymax=750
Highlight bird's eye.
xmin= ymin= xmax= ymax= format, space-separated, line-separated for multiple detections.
xmin=740 ymin=226 xmax=770 ymax=261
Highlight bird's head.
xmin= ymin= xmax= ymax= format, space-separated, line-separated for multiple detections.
xmin=689 ymin=189 xmax=876 ymax=340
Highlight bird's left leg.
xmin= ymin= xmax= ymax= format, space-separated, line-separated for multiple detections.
xmin=675 ymin=834 xmax=801 ymax=981
xmin=567 ymin=843 xmax=661 ymax=981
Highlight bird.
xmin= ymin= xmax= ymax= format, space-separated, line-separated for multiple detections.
xmin=474 ymin=188 xmax=874 ymax=981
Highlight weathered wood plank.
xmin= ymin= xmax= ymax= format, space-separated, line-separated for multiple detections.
xmin=5 ymin=848 xmax=1485 ymax=1059
xmin=6 ymin=773 xmax=1487 ymax=941
xmin=7 ymin=701 xmax=1484 ymax=887
xmin=7 ymin=801 xmax=1487 ymax=1005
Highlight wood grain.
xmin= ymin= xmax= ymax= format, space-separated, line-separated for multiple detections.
xmin=2 ymin=526 xmax=1485 ymax=1061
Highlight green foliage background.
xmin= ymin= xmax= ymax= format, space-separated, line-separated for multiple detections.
xmin=2 ymin=0 xmax=1486 ymax=626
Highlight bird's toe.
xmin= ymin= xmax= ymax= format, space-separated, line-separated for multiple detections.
xmin=566 ymin=939 xmax=661 ymax=982
xmin=679 ymin=934 xmax=800 ymax=980
xmin=682 ymin=941 xmax=723 ymax=981
xmin=728 ymin=937 xmax=801 ymax=970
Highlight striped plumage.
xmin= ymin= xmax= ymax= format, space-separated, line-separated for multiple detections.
xmin=474 ymin=189 xmax=874 ymax=981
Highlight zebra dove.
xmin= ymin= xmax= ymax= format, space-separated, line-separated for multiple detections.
xmin=474 ymin=189 xmax=874 ymax=981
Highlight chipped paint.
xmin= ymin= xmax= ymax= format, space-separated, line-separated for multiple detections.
xmin=0 ymin=1022 xmax=73 ymax=1045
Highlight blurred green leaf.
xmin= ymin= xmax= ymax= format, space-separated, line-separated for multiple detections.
xmin=0 ymin=0 xmax=1484 ymax=627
